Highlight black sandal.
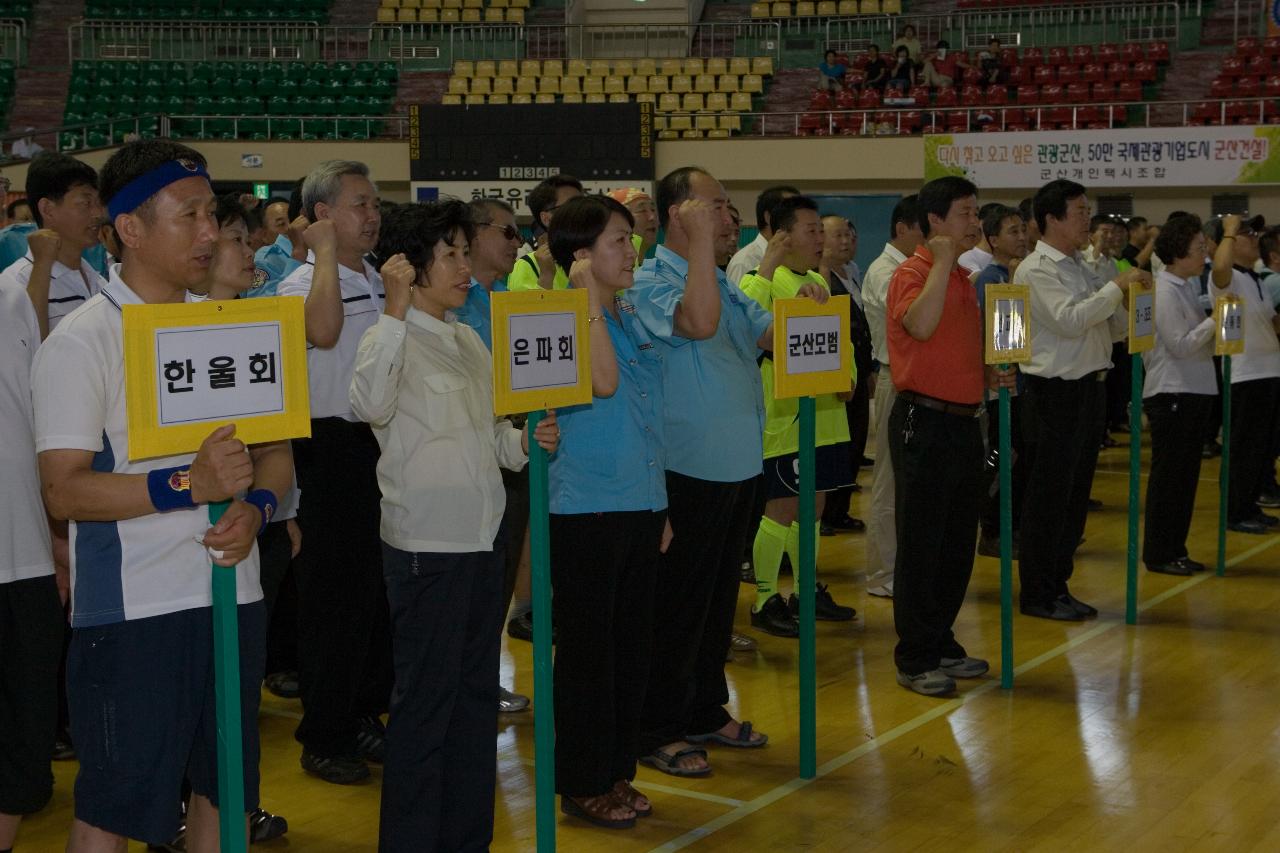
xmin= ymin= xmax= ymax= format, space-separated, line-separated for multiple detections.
xmin=639 ymin=745 xmax=711 ymax=777
xmin=686 ymin=720 xmax=768 ymax=748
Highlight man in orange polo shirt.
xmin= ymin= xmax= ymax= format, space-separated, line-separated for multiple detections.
xmin=886 ymin=176 xmax=1015 ymax=697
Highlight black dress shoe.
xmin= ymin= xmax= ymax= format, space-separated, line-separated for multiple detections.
xmin=1146 ymin=560 xmax=1193 ymax=577
xmin=822 ymin=515 xmax=865 ymax=534
xmin=1254 ymin=512 xmax=1279 ymax=527
xmin=1020 ymin=599 xmax=1084 ymax=621
xmin=1229 ymin=518 xmax=1271 ymax=534
xmin=1087 ymin=498 xmax=1103 ymax=511
xmin=789 ymin=584 xmax=856 ymax=622
xmin=1061 ymin=592 xmax=1098 ymax=618
xmin=1176 ymin=556 xmax=1207 ymax=573
xmin=1202 ymin=441 xmax=1222 ymax=459
xmin=751 ymin=594 xmax=799 ymax=637
xmin=859 ymin=455 xmax=874 ymax=467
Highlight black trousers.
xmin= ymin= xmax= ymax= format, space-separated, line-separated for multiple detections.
xmin=293 ymin=417 xmax=392 ymax=757
xmin=1228 ymin=377 xmax=1280 ymax=523
xmin=1105 ymin=342 xmax=1131 ymax=430
xmin=257 ymin=519 xmax=298 ymax=674
xmin=1143 ymin=393 xmax=1213 ymax=566
xmin=0 ymin=575 xmax=62 ymax=815
xmin=639 ymin=472 xmax=756 ymax=754
xmin=551 ymin=510 xmax=664 ymax=797
xmin=823 ymin=379 xmax=872 ymax=525
xmin=379 ymin=543 xmax=502 ymax=853
xmin=980 ymin=394 xmax=1027 ymax=537
xmin=888 ymin=398 xmax=983 ymax=675
xmin=1019 ymin=374 xmax=1106 ymax=608
xmin=498 ymin=466 xmax=530 ymax=615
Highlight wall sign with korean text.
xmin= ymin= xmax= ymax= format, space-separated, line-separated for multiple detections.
xmin=1128 ymin=277 xmax=1155 ymax=354
xmin=984 ymin=284 xmax=1032 ymax=365
xmin=122 ymin=296 xmax=310 ymax=460
xmin=491 ymin=289 xmax=592 ymax=415
xmin=772 ymin=296 xmax=852 ymax=399
xmin=1214 ymin=294 xmax=1245 ymax=356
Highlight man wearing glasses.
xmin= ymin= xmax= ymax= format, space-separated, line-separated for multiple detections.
xmin=508 ymin=174 xmax=583 ymax=291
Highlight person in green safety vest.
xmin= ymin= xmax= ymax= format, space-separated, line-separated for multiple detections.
xmin=739 ymin=195 xmax=857 ymax=638
xmin=508 ymin=174 xmax=582 ymax=292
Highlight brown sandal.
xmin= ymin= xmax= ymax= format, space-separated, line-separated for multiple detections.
xmin=612 ymin=780 xmax=653 ymax=818
xmin=560 ymin=793 xmax=636 ymax=829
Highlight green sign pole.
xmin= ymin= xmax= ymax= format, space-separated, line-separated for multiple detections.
xmin=1125 ymin=354 xmax=1144 ymax=625
xmin=997 ymin=378 xmax=1014 ymax=690
xmin=526 ymin=409 xmax=557 ymax=852
xmin=209 ymin=499 xmax=247 ymax=853
xmin=1217 ymin=356 xmax=1232 ymax=577
xmin=797 ymin=396 xmax=817 ymax=780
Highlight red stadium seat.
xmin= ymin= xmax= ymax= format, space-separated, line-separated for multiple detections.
xmin=1120 ymin=43 xmax=1144 ymax=64
xmin=1237 ymin=76 xmax=1261 ymax=97
xmin=1189 ymin=101 xmax=1218 ymax=125
xmin=1021 ymin=47 xmax=1043 ymax=66
xmin=1077 ymin=105 xmax=1105 ymax=125
xmin=944 ymin=110 xmax=969 ymax=132
xmin=1236 ymin=38 xmax=1261 ymax=58
xmin=985 ymin=85 xmax=1008 ymax=105
xmin=960 ymin=84 xmax=983 ymax=106
xmin=1079 ymin=63 xmax=1104 ymax=84
xmin=1071 ymin=45 xmax=1093 ymax=64
xmin=1221 ymin=55 xmax=1246 ymax=78
xmin=1091 ymin=81 xmax=1116 ymax=102
xmin=1040 ymin=83 xmax=1064 ymax=104
xmin=909 ymin=85 xmax=931 ymax=106
xmin=1134 ymin=61 xmax=1157 ymax=83
xmin=1001 ymin=107 xmax=1029 ymax=128
xmin=1047 ymin=47 xmax=1068 ymax=66
xmin=858 ymin=87 xmax=881 ymax=109
xmin=963 ymin=66 xmax=984 ymax=86
xmin=1106 ymin=62 xmax=1128 ymax=82
xmin=934 ymin=86 xmax=958 ymax=107
xmin=1149 ymin=41 xmax=1170 ymax=63
xmin=1266 ymin=75 xmax=1280 ymax=97
xmin=1033 ymin=65 xmax=1056 ymax=85
xmin=901 ymin=109 xmax=923 ymax=131
xmin=1116 ymin=79 xmax=1142 ymax=101
xmin=1016 ymin=84 xmax=1039 ymax=104
xmin=1263 ymin=100 xmax=1280 ymax=123
xmin=1066 ymin=82 xmax=1090 ymax=103
xmin=1000 ymin=48 xmax=1019 ymax=67
xmin=1226 ymin=100 xmax=1255 ymax=123
xmin=1247 ymin=55 xmax=1272 ymax=77
xmin=1210 ymin=76 xmax=1232 ymax=98
xmin=1040 ymin=106 xmax=1072 ymax=129
xmin=798 ymin=112 xmax=825 ymax=135
xmin=1005 ymin=65 xmax=1025 ymax=85
xmin=835 ymin=88 xmax=856 ymax=110
xmin=809 ymin=90 xmax=832 ymax=110
xmin=1265 ymin=36 xmax=1280 ymax=56
xmin=1097 ymin=43 xmax=1119 ymax=64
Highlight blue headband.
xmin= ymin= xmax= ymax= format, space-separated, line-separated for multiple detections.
xmin=106 ymin=158 xmax=211 ymax=220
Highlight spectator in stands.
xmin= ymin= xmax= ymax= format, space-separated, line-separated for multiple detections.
xmin=974 ymin=205 xmax=1029 ymax=558
xmin=1122 ymin=216 xmax=1159 ymax=272
xmin=887 ymin=45 xmax=916 ymax=94
xmin=1018 ymin=179 xmax=1144 ymax=621
xmin=7 ymin=198 xmax=33 ymax=224
xmin=979 ymin=38 xmax=1005 ymax=86
xmin=892 ymin=24 xmax=922 ymax=63
xmin=726 ymin=184 xmax=798 ymax=285
xmin=280 ymin=159 xmax=393 ymax=785
xmin=864 ymin=44 xmax=889 ymax=91
xmin=350 ymin=201 xmax=558 ymax=853
xmin=1141 ymin=214 xmax=1215 ymax=576
xmin=509 ymin=174 xmax=583 ymax=291
xmin=1206 ymin=214 xmax=1280 ymax=534
xmin=923 ymin=40 xmax=968 ymax=90
xmin=11 ymin=129 xmax=43 ymax=160
xmin=0 ymin=151 xmax=105 ymax=340
xmin=862 ymin=194 xmax=925 ymax=599
xmin=818 ymin=50 xmax=847 ymax=94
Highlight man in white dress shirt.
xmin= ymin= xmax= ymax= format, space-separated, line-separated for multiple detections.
xmin=1016 ymin=180 xmax=1147 ymax=621
xmin=725 ymin=184 xmax=798 ymax=285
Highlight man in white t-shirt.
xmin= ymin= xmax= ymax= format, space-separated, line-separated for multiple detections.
xmin=31 ymin=140 xmax=293 ymax=851
xmin=725 ymin=184 xmax=798 ymax=285
xmin=0 ymin=278 xmax=62 ymax=853
xmin=0 ymin=152 xmax=106 ymax=339
xmin=1206 ymin=214 xmax=1280 ymax=533
xmin=277 ymin=159 xmax=392 ymax=785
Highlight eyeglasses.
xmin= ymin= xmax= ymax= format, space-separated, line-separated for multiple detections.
xmin=479 ymin=222 xmax=521 ymax=241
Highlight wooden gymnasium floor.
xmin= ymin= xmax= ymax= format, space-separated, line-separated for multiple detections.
xmin=18 ymin=431 xmax=1280 ymax=852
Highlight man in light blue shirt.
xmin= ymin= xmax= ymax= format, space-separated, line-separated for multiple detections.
xmin=248 ymin=184 xmax=307 ymax=298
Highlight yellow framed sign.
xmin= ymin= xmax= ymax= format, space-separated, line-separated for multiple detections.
xmin=771 ymin=295 xmax=852 ymax=399
xmin=1214 ymin=294 xmax=1245 ymax=356
xmin=984 ymin=284 xmax=1032 ymax=365
xmin=1127 ymin=277 xmax=1155 ymax=354
xmin=491 ymin=288 xmax=592 ymax=416
xmin=122 ymin=296 xmax=311 ymax=461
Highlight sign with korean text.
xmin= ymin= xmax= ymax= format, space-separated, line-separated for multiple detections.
xmin=984 ymin=284 xmax=1032 ymax=365
xmin=122 ymin=297 xmax=310 ymax=460
xmin=491 ymin=289 xmax=592 ymax=415
xmin=772 ymin=296 xmax=852 ymax=399
xmin=925 ymin=126 xmax=1280 ymax=187
xmin=1214 ymin=294 xmax=1245 ymax=356
xmin=1128 ymin=278 xmax=1155 ymax=354
xmin=411 ymin=180 xmax=653 ymax=216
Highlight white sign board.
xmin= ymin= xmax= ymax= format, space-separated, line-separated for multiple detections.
xmin=508 ymin=312 xmax=580 ymax=392
xmin=784 ymin=315 xmax=842 ymax=375
xmin=157 ymin=323 xmax=285 ymax=426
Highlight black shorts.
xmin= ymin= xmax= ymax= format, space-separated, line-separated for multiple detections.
xmin=0 ymin=574 xmax=63 ymax=815
xmin=67 ymin=602 xmax=266 ymax=845
xmin=763 ymin=442 xmax=855 ymax=501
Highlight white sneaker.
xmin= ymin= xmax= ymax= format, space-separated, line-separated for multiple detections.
xmin=867 ymin=580 xmax=894 ymax=598
xmin=938 ymin=656 xmax=989 ymax=679
xmin=896 ymin=669 xmax=956 ymax=696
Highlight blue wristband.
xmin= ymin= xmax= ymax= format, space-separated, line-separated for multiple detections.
xmin=148 ymin=466 xmax=196 ymax=512
xmin=243 ymin=489 xmax=278 ymax=536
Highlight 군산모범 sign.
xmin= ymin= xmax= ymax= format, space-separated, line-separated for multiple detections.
xmin=491 ymin=288 xmax=592 ymax=415
xmin=1128 ymin=277 xmax=1155 ymax=354
xmin=771 ymin=295 xmax=852 ymax=399
xmin=984 ymin=284 xmax=1032 ymax=365
xmin=123 ymin=296 xmax=310 ymax=460
xmin=1215 ymin=294 xmax=1245 ymax=356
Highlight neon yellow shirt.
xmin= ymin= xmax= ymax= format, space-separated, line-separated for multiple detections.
xmin=632 ymin=233 xmax=646 ymax=269
xmin=507 ymin=252 xmax=570 ymax=291
xmin=740 ymin=266 xmax=854 ymax=459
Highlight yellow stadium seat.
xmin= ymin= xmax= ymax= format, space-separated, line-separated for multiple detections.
xmin=730 ymin=91 xmax=753 ymax=111
xmin=608 ymin=93 xmax=630 ymax=103
xmin=720 ymin=114 xmax=741 ymax=130
xmin=718 ymin=74 xmax=739 ymax=92
xmin=562 ymin=93 xmax=584 ymax=103
xmin=566 ymin=59 xmax=588 ymax=78
xmin=516 ymin=76 xmax=537 ymax=94
xmin=462 ymin=8 xmax=481 ymax=21
xmin=395 ymin=8 xmax=416 ymax=21
xmin=705 ymin=58 xmax=728 ymax=76
xmin=750 ymin=2 xmax=770 ymax=16
xmin=542 ymin=60 xmax=563 ymax=77
xmin=770 ymin=2 xmax=790 ymax=16
xmin=585 ymin=93 xmax=606 ymax=103
xmin=669 ymin=114 xmax=692 ymax=131
xmin=604 ymin=75 xmax=625 ymax=94
xmin=670 ymin=74 xmax=692 ymax=93
xmin=463 ymin=0 xmax=481 ymax=7
xmin=510 ymin=0 xmax=529 ymax=7
xmin=704 ymin=92 xmax=728 ymax=111
xmin=377 ymin=8 xmax=397 ymax=22
xmin=519 ymin=60 xmax=540 ymax=77
xmin=707 ymin=128 xmax=731 ymax=138
xmin=696 ymin=114 xmax=718 ymax=130
xmin=489 ymin=94 xmax=509 ymax=104
xmin=560 ymin=76 xmax=581 ymax=94
xmin=626 ymin=75 xmax=648 ymax=94
xmin=752 ymin=57 xmax=774 ymax=76
xmin=683 ymin=58 xmax=704 ymax=76
xmin=635 ymin=58 xmax=657 ymax=77
xmin=658 ymin=130 xmax=678 ymax=140
xmin=535 ymin=93 xmax=556 ymax=103
xmin=447 ymin=76 xmax=468 ymax=94
xmin=859 ymin=0 xmax=879 ymax=11
xmin=504 ymin=7 xmax=523 ymax=21
xmin=657 ymin=93 xmax=680 ymax=112
xmin=484 ymin=8 xmax=503 ymax=22
xmin=682 ymin=129 xmax=704 ymax=139
xmin=729 ymin=57 xmax=750 ymax=76
xmin=817 ymin=0 xmax=836 ymax=14
xmin=402 ymin=0 xmax=420 ymax=7
xmin=474 ymin=60 xmax=495 ymax=78
xmin=634 ymin=92 xmax=656 ymax=103
xmin=465 ymin=93 xmax=485 ymax=104
xmin=441 ymin=8 xmax=459 ymax=21
xmin=492 ymin=77 xmax=513 ymax=95
xmin=613 ymin=59 xmax=635 ymax=77
xmin=582 ymin=76 xmax=603 ymax=94
xmin=796 ymin=2 xmax=815 ymax=15
xmin=379 ymin=0 xmax=397 ymax=7
xmin=443 ymin=93 xmax=463 ymax=105
xmin=655 ymin=116 xmax=668 ymax=130
xmin=418 ymin=8 xmax=438 ymax=20
xmin=694 ymin=74 xmax=716 ymax=93
xmin=741 ymin=73 xmax=763 ymax=94
xmin=659 ymin=59 xmax=682 ymax=77
xmin=682 ymin=93 xmax=704 ymax=111
xmin=442 ymin=0 xmax=460 ymax=7
xmin=588 ymin=59 xmax=611 ymax=77
xmin=539 ymin=76 xmax=560 ymax=94
xmin=470 ymin=77 xmax=491 ymax=94
xmin=837 ymin=0 xmax=857 ymax=12
xmin=647 ymin=75 xmax=669 ymax=93
xmin=512 ymin=92 xmax=532 ymax=104
xmin=421 ymin=0 xmax=442 ymax=7
xmin=491 ymin=0 xmax=509 ymax=5
xmin=881 ymin=0 xmax=900 ymax=11
xmin=496 ymin=60 xmax=518 ymax=78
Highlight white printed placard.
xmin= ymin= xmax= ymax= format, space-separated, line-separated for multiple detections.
xmin=1128 ymin=280 xmax=1155 ymax=354
xmin=784 ymin=314 xmax=843 ymax=375
xmin=984 ymin=284 xmax=1032 ymax=365
xmin=508 ymin=312 xmax=580 ymax=392
xmin=1215 ymin=295 xmax=1245 ymax=356
xmin=157 ymin=323 xmax=285 ymax=425
xmin=490 ymin=289 xmax=592 ymax=415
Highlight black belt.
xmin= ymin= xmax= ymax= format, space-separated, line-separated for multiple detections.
xmin=897 ymin=390 xmax=983 ymax=418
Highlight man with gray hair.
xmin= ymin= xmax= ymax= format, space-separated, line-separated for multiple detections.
xmin=278 ymin=159 xmax=392 ymax=784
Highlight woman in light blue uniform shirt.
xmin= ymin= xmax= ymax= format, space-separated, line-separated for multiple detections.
xmin=546 ymin=195 xmax=667 ymax=830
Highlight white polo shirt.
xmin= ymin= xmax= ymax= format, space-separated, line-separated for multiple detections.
xmin=726 ymin=232 xmax=768 ymax=286
xmin=31 ymin=272 xmax=262 ymax=627
xmin=278 ymin=251 xmax=384 ymax=421
xmin=1220 ymin=265 xmax=1280 ymax=384
xmin=0 ymin=251 xmax=106 ymax=331
xmin=1143 ymin=270 xmax=1217 ymax=397
xmin=0 ymin=280 xmax=53 ymax=584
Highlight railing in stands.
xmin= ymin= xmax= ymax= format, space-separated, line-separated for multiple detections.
xmin=1232 ymin=0 xmax=1268 ymax=43
xmin=823 ymin=1 xmax=1182 ymax=54
xmin=0 ymin=19 xmax=24 ymax=65
xmin=67 ymin=22 xmax=405 ymax=64
xmin=444 ymin=22 xmax=783 ymax=64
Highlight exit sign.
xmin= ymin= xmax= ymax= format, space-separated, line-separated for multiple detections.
xmin=253 ymin=183 xmax=270 ymax=199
